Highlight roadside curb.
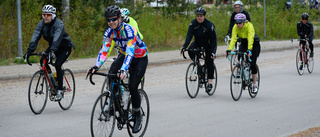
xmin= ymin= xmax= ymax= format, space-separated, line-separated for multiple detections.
xmin=0 ymin=43 xmax=319 ymax=81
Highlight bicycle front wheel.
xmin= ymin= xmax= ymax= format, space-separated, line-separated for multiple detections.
xmin=91 ymin=92 xmax=115 ymax=137
xmin=307 ymin=54 xmax=314 ymax=73
xmin=296 ymin=49 xmax=305 ymax=75
xmin=58 ymin=69 xmax=75 ymax=110
xmin=248 ymin=64 xmax=260 ymax=98
xmin=230 ymin=54 xmax=239 ymax=71
xmin=127 ymin=89 xmax=150 ymax=137
xmin=230 ymin=65 xmax=243 ymax=101
xmin=28 ymin=70 xmax=48 ymax=115
xmin=185 ymin=63 xmax=200 ymax=98
xmin=206 ymin=63 xmax=218 ymax=96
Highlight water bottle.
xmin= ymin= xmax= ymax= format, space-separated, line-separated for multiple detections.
xmin=48 ymin=72 xmax=55 ymax=85
xmin=244 ymin=66 xmax=250 ymax=81
xmin=120 ymin=85 xmax=130 ymax=110
xmin=54 ymin=72 xmax=58 ymax=87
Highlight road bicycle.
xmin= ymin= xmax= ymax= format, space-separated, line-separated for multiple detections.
xmin=88 ymin=71 xmax=150 ymax=137
xmin=225 ymin=37 xmax=241 ymax=71
xmin=26 ymin=52 xmax=75 ymax=114
xmin=182 ymin=47 xmax=217 ymax=98
xmin=228 ymin=51 xmax=260 ymax=101
xmin=291 ymin=38 xmax=314 ymax=75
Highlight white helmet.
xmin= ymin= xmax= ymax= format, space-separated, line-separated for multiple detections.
xmin=42 ymin=5 xmax=56 ymax=19
xmin=234 ymin=1 xmax=243 ymax=6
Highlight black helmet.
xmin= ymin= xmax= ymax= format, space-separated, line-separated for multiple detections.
xmin=104 ymin=5 xmax=121 ymax=18
xmin=195 ymin=7 xmax=206 ymax=15
xmin=301 ymin=12 xmax=309 ymax=20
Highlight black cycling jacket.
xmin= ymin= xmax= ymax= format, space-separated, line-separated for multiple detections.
xmin=227 ymin=10 xmax=251 ymax=36
xmin=28 ymin=18 xmax=75 ymax=53
xmin=297 ymin=21 xmax=314 ymax=41
xmin=183 ymin=18 xmax=217 ymax=54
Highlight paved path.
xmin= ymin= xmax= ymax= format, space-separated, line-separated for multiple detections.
xmin=1 ymin=39 xmax=320 ymax=80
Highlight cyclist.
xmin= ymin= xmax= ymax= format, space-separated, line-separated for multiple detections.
xmin=180 ymin=7 xmax=217 ymax=92
xmin=225 ymin=0 xmax=251 ymax=42
xmin=226 ymin=13 xmax=260 ymax=94
xmin=297 ymin=12 xmax=314 ymax=59
xmin=107 ymin=7 xmax=144 ymax=58
xmin=23 ymin=5 xmax=75 ymax=101
xmin=87 ymin=5 xmax=148 ymax=133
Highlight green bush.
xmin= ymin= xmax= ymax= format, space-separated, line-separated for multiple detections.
xmin=1 ymin=0 xmax=320 ymax=63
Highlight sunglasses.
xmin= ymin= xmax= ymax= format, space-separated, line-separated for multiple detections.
xmin=236 ymin=22 xmax=243 ymax=25
xmin=107 ymin=17 xmax=119 ymax=22
xmin=42 ymin=14 xmax=52 ymax=17
xmin=302 ymin=19 xmax=308 ymax=20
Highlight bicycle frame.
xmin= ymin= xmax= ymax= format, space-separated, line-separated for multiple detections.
xmin=228 ymin=51 xmax=252 ymax=84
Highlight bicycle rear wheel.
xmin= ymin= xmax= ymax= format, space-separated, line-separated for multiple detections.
xmin=307 ymin=54 xmax=314 ymax=73
xmin=206 ymin=63 xmax=218 ymax=96
xmin=91 ymin=92 xmax=115 ymax=137
xmin=59 ymin=69 xmax=75 ymax=110
xmin=185 ymin=63 xmax=200 ymax=98
xmin=230 ymin=65 xmax=243 ymax=101
xmin=248 ymin=65 xmax=260 ymax=98
xmin=296 ymin=49 xmax=305 ymax=75
xmin=28 ymin=70 xmax=48 ymax=115
xmin=127 ymin=89 xmax=150 ymax=137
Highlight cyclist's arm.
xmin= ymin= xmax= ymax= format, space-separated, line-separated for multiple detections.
xmin=244 ymin=11 xmax=251 ymax=22
xmin=183 ymin=20 xmax=195 ymax=49
xmin=209 ymin=23 xmax=217 ymax=54
xmin=28 ymin=21 xmax=43 ymax=52
xmin=227 ymin=13 xmax=235 ymax=36
xmin=307 ymin=22 xmax=314 ymax=39
xmin=95 ymin=28 xmax=113 ymax=69
xmin=297 ymin=22 xmax=305 ymax=37
xmin=107 ymin=40 xmax=116 ymax=58
xmin=50 ymin=19 xmax=65 ymax=51
xmin=120 ymin=25 xmax=137 ymax=72
xmin=228 ymin=25 xmax=238 ymax=51
xmin=247 ymin=23 xmax=255 ymax=50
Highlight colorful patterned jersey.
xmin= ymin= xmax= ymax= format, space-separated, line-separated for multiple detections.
xmin=95 ymin=23 xmax=148 ymax=71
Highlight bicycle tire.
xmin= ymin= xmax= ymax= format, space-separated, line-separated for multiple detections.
xmin=307 ymin=52 xmax=314 ymax=73
xmin=28 ymin=70 xmax=48 ymax=114
xmin=127 ymin=89 xmax=150 ymax=137
xmin=58 ymin=69 xmax=75 ymax=110
xmin=185 ymin=63 xmax=200 ymax=98
xmin=248 ymin=64 xmax=260 ymax=98
xmin=91 ymin=92 xmax=115 ymax=137
xmin=296 ymin=49 xmax=305 ymax=75
xmin=230 ymin=54 xmax=239 ymax=71
xmin=206 ymin=63 xmax=218 ymax=96
xmin=230 ymin=65 xmax=243 ymax=101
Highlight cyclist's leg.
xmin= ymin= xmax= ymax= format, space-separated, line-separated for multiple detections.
xmin=251 ymin=41 xmax=261 ymax=86
xmin=309 ymin=40 xmax=314 ymax=57
xmin=128 ymin=56 xmax=148 ymax=109
xmin=204 ymin=46 xmax=214 ymax=81
xmin=55 ymin=46 xmax=71 ymax=90
xmin=108 ymin=54 xmax=125 ymax=90
xmin=128 ymin=56 xmax=148 ymax=133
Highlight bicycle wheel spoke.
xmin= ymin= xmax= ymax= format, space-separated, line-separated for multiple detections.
xmin=230 ymin=66 xmax=243 ymax=101
xmin=28 ymin=71 xmax=48 ymax=114
xmin=58 ymin=69 xmax=75 ymax=110
xmin=91 ymin=92 xmax=115 ymax=137
xmin=186 ymin=63 xmax=200 ymax=98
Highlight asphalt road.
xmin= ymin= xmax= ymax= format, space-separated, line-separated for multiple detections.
xmin=0 ymin=48 xmax=320 ymax=137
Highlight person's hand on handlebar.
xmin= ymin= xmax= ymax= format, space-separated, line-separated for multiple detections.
xmin=119 ymin=70 xmax=127 ymax=80
xmin=247 ymin=49 xmax=252 ymax=58
xmin=180 ymin=47 xmax=186 ymax=54
xmin=86 ymin=66 xmax=98 ymax=79
xmin=226 ymin=50 xmax=231 ymax=58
